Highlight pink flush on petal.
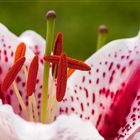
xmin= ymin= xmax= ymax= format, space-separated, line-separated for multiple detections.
xmin=100 ymin=63 xmax=140 ymax=139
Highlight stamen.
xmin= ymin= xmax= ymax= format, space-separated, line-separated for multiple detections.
xmin=27 ymin=55 xmax=39 ymax=122
xmin=30 ymin=95 xmax=39 ymax=122
xmin=53 ymin=32 xmax=63 ymax=55
xmin=44 ymin=55 xmax=91 ymax=71
xmin=1 ymin=57 xmax=25 ymax=91
xmin=46 ymin=79 xmax=57 ymax=123
xmin=14 ymin=42 xmax=26 ymax=63
xmin=23 ymin=65 xmax=28 ymax=79
xmin=1 ymin=57 xmax=28 ymax=119
xmin=27 ymin=55 xmax=39 ymax=96
xmin=28 ymin=96 xmax=34 ymax=121
xmin=52 ymin=32 xmax=63 ymax=77
xmin=56 ymin=52 xmax=67 ymax=102
xmin=13 ymin=81 xmax=28 ymax=119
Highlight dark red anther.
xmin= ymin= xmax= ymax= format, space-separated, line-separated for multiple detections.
xmin=14 ymin=42 xmax=26 ymax=63
xmin=56 ymin=53 xmax=67 ymax=102
xmin=52 ymin=32 xmax=63 ymax=77
xmin=67 ymin=57 xmax=91 ymax=71
xmin=1 ymin=57 xmax=26 ymax=92
xmin=27 ymin=55 xmax=39 ymax=96
xmin=44 ymin=55 xmax=91 ymax=71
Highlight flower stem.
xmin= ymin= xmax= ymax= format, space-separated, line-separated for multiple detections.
xmin=41 ymin=10 xmax=56 ymax=123
xmin=96 ymin=25 xmax=108 ymax=50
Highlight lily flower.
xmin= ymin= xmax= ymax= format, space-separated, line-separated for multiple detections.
xmin=0 ymin=10 xmax=139 ymax=140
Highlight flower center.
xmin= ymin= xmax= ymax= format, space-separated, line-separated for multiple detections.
xmin=0 ymin=10 xmax=91 ymax=124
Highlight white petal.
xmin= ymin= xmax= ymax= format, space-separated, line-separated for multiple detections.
xmin=58 ymin=32 xmax=140 ymax=139
xmin=0 ymin=23 xmax=44 ymax=118
xmin=20 ymin=30 xmax=45 ymax=59
xmin=0 ymin=101 xmax=104 ymax=140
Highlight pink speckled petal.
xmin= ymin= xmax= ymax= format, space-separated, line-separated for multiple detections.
xmin=58 ymin=32 xmax=140 ymax=139
xmin=20 ymin=30 xmax=45 ymax=64
xmin=0 ymin=24 xmax=43 ymax=119
xmin=0 ymin=101 xmax=104 ymax=140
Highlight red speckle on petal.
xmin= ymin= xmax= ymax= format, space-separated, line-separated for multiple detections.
xmin=16 ymin=76 xmax=21 ymax=83
xmin=105 ymin=61 xmax=108 ymax=65
xmin=108 ymin=62 xmax=113 ymax=71
xmin=103 ymin=72 xmax=106 ymax=78
xmin=80 ymin=114 xmax=83 ymax=118
xmin=84 ymin=88 xmax=89 ymax=98
xmin=65 ymin=107 xmax=68 ymax=113
xmin=96 ymin=78 xmax=99 ymax=84
xmin=92 ymin=93 xmax=95 ymax=103
xmin=11 ymin=51 xmax=14 ymax=57
xmin=129 ymin=60 xmax=133 ymax=65
xmin=74 ymin=89 xmax=77 ymax=94
xmin=70 ymin=96 xmax=74 ymax=102
xmin=71 ymin=107 xmax=75 ymax=111
xmin=82 ymin=76 xmax=85 ymax=83
xmin=91 ymin=109 xmax=94 ymax=115
xmin=96 ymin=114 xmax=102 ymax=127
xmin=89 ymin=79 xmax=92 ymax=84
xmin=116 ymin=64 xmax=120 ymax=69
xmin=121 ymin=55 xmax=125 ymax=59
xmin=5 ymin=56 xmax=8 ymax=62
xmin=9 ymin=90 xmax=13 ymax=96
xmin=121 ymin=67 xmax=126 ymax=74
xmin=96 ymin=69 xmax=99 ymax=73
xmin=4 ymin=50 xmax=7 ymax=55
xmin=0 ymin=67 xmax=2 ymax=75
xmin=80 ymin=103 xmax=84 ymax=112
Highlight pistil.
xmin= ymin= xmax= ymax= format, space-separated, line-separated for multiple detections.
xmin=96 ymin=25 xmax=108 ymax=50
xmin=45 ymin=32 xmax=63 ymax=123
xmin=41 ymin=10 xmax=56 ymax=123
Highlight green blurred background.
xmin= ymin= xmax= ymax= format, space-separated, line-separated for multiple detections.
xmin=0 ymin=1 xmax=140 ymax=60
